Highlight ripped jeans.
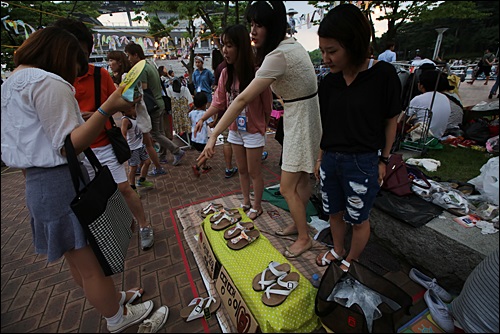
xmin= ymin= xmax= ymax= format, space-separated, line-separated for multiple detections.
xmin=319 ymin=151 xmax=380 ymax=224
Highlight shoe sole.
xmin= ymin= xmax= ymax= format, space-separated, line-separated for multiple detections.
xmin=141 ymin=240 xmax=154 ymax=250
xmin=109 ymin=301 xmax=154 ymax=333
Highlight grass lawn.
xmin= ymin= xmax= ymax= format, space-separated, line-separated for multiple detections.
xmin=421 ymin=145 xmax=495 ymax=182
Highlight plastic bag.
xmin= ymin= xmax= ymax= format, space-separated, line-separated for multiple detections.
xmin=135 ymin=98 xmax=152 ymax=133
xmin=468 ymin=157 xmax=499 ymax=205
xmin=486 ymin=135 xmax=499 ymax=154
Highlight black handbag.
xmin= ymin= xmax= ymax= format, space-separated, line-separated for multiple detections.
xmin=93 ymin=66 xmax=131 ymax=164
xmin=143 ymin=88 xmax=160 ymax=114
xmin=315 ymin=260 xmax=413 ymax=333
xmin=64 ymin=135 xmax=133 ymax=276
xmin=106 ymin=117 xmax=131 ymax=164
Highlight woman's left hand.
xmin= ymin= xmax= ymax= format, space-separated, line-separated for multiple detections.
xmin=198 ymin=136 xmax=217 ymax=161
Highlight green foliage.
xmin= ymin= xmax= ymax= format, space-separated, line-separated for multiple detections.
xmin=308 ymin=49 xmax=322 ymax=65
xmin=1 ymin=1 xmax=101 ymax=71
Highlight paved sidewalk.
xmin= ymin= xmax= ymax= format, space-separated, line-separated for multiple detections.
xmin=1 ymin=80 xmax=492 ymax=333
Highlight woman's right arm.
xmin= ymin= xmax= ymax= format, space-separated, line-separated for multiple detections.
xmin=68 ymin=86 xmax=136 ymax=154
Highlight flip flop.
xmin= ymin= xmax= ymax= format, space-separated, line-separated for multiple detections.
xmin=247 ymin=208 xmax=263 ymax=221
xmin=227 ymin=230 xmax=260 ymax=250
xmin=283 ymin=239 xmax=313 ymax=258
xmin=223 ymin=222 xmax=254 ymax=240
xmin=316 ymin=248 xmax=345 ymax=267
xmin=200 ymin=203 xmax=224 ymax=218
xmin=119 ymin=287 xmax=144 ymax=305
xmin=252 ymin=261 xmax=291 ymax=291
xmin=262 ymin=272 xmax=300 ymax=307
xmin=180 ymin=296 xmax=221 ymax=322
xmin=211 ymin=213 xmax=242 ymax=231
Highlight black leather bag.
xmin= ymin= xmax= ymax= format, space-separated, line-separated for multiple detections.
xmin=315 ymin=260 xmax=413 ymax=333
xmin=143 ymin=88 xmax=160 ymax=115
xmin=106 ymin=117 xmax=131 ymax=164
xmin=64 ymin=135 xmax=133 ymax=276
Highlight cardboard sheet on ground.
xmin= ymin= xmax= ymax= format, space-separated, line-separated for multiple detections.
xmin=176 ymin=193 xmax=327 ymax=333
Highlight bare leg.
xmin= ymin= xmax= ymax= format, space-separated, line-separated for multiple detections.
xmin=278 ymin=173 xmax=311 ymax=234
xmin=64 ymin=246 xmax=120 ymax=318
xmin=343 ymin=219 xmax=371 ymax=270
xmin=232 ymin=144 xmax=251 ymax=207
xmin=223 ymin=142 xmax=233 ymax=170
xmin=143 ymin=133 xmax=161 ymax=170
xmin=280 ymin=171 xmax=312 ymax=256
xmin=118 ymin=181 xmax=148 ymax=229
xmin=246 ymin=146 xmax=264 ymax=215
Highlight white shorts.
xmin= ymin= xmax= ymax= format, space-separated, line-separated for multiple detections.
xmin=83 ymin=143 xmax=128 ymax=184
xmin=228 ymin=130 xmax=266 ymax=148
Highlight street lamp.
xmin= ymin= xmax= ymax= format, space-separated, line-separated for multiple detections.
xmin=433 ymin=28 xmax=448 ymax=61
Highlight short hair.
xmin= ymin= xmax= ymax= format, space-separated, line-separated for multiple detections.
xmin=124 ymin=42 xmax=145 ymax=59
xmin=107 ymin=51 xmax=131 ymax=82
xmin=193 ymin=92 xmax=208 ymax=109
xmin=419 ymin=70 xmax=453 ymax=92
xmin=51 ymin=18 xmax=94 ymax=56
xmin=246 ymin=0 xmax=287 ymax=66
xmin=14 ymin=26 xmax=88 ymax=84
xmin=168 ymin=70 xmax=174 ymax=76
xmin=385 ymin=41 xmax=395 ymax=50
xmin=317 ymin=4 xmax=372 ymax=67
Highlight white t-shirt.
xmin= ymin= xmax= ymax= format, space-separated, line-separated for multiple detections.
xmin=408 ymin=91 xmax=451 ymax=139
xmin=1 ymin=68 xmax=84 ymax=168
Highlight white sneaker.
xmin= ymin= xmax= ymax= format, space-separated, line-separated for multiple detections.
xmin=107 ymin=300 xmax=154 ymax=333
xmin=137 ymin=305 xmax=169 ymax=333
xmin=409 ymin=268 xmax=452 ymax=302
xmin=424 ymin=289 xmax=455 ymax=333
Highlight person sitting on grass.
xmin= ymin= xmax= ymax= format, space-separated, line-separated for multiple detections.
xmin=121 ymin=107 xmax=154 ymax=192
xmin=190 ymin=92 xmax=215 ymax=177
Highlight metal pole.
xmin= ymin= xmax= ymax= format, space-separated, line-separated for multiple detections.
xmin=433 ymin=28 xmax=448 ymax=61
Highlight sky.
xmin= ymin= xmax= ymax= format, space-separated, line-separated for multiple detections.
xmin=97 ymin=1 xmax=388 ymax=52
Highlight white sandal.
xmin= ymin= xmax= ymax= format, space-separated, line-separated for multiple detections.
xmin=180 ymin=296 xmax=220 ymax=322
xmin=119 ymin=288 xmax=143 ymax=305
xmin=340 ymin=259 xmax=351 ymax=272
xmin=252 ymin=261 xmax=291 ymax=291
xmin=317 ymin=248 xmax=344 ymax=267
xmin=262 ymin=272 xmax=300 ymax=307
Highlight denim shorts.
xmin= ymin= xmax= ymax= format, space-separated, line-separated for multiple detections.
xmin=319 ymin=151 xmax=380 ymax=224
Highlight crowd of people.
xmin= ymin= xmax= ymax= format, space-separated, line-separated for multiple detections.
xmin=1 ymin=1 xmax=497 ymax=333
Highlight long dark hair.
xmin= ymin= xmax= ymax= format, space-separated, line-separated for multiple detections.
xmin=222 ymin=24 xmax=255 ymax=94
xmin=317 ymin=4 xmax=372 ymax=68
xmin=14 ymin=26 xmax=88 ymax=84
xmin=245 ymin=0 xmax=287 ymax=66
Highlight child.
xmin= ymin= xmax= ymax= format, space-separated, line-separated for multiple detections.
xmin=190 ymin=92 xmax=214 ymax=177
xmin=121 ymin=108 xmax=154 ymax=191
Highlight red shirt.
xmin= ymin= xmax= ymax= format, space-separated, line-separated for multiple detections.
xmin=73 ymin=65 xmax=116 ymax=148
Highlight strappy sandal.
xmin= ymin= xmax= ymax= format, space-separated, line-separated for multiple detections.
xmin=247 ymin=208 xmax=263 ymax=221
xmin=180 ymin=296 xmax=221 ymax=322
xmin=200 ymin=203 xmax=224 ymax=218
xmin=223 ymin=222 xmax=254 ymax=240
xmin=209 ymin=209 xmax=239 ymax=223
xmin=262 ymin=272 xmax=300 ymax=307
xmin=252 ymin=261 xmax=291 ymax=291
xmin=211 ymin=213 xmax=242 ymax=231
xmin=316 ymin=248 xmax=345 ymax=267
xmin=340 ymin=259 xmax=351 ymax=272
xmin=227 ymin=230 xmax=260 ymax=250
xmin=225 ymin=204 xmax=252 ymax=215
xmin=119 ymin=287 xmax=144 ymax=305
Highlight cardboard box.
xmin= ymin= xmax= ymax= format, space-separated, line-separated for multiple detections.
xmin=216 ymin=266 xmax=260 ymax=333
xmin=198 ymin=225 xmax=221 ymax=279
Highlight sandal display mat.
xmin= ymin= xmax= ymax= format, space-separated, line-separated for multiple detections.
xmin=176 ymin=193 xmax=327 ymax=333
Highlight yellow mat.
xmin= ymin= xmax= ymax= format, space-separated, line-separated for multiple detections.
xmin=202 ymin=209 xmax=320 ymax=333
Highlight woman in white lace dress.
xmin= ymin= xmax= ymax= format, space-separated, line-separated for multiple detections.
xmin=198 ymin=0 xmax=322 ymax=258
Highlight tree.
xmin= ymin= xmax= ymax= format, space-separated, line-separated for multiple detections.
xmin=137 ymin=1 xmax=245 ymax=79
xmin=1 ymin=1 xmax=101 ymax=71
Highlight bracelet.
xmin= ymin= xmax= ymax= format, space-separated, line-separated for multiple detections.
xmin=97 ymin=107 xmax=110 ymax=117
xmin=379 ymin=156 xmax=390 ymax=165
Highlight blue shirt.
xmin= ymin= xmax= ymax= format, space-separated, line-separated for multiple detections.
xmin=192 ymin=68 xmax=215 ymax=94
xmin=378 ymin=49 xmax=396 ymax=63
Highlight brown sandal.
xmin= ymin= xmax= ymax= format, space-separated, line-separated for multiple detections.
xmin=252 ymin=262 xmax=291 ymax=291
xmin=262 ymin=272 xmax=299 ymax=307
xmin=223 ymin=222 xmax=254 ymax=240
xmin=200 ymin=203 xmax=224 ymax=218
xmin=227 ymin=230 xmax=260 ymax=250
xmin=211 ymin=213 xmax=242 ymax=231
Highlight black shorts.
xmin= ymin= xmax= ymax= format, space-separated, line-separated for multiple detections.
xmin=192 ymin=141 xmax=206 ymax=152
xmin=475 ymin=65 xmax=492 ymax=78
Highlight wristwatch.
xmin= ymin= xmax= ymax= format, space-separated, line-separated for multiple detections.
xmin=379 ymin=156 xmax=390 ymax=165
